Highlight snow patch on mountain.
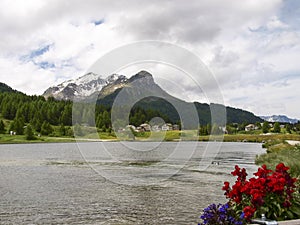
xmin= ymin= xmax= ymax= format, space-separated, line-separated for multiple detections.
xmin=260 ymin=115 xmax=298 ymax=124
xmin=43 ymin=72 xmax=126 ymax=100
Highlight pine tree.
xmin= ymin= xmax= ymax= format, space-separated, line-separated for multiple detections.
xmin=262 ymin=121 xmax=270 ymax=134
xmin=59 ymin=124 xmax=66 ymax=136
xmin=25 ymin=124 xmax=35 ymax=140
xmin=286 ymin=124 xmax=292 ymax=134
xmin=9 ymin=121 xmax=15 ymax=134
xmin=11 ymin=118 xmax=24 ymax=135
xmin=41 ymin=121 xmax=53 ymax=135
xmin=60 ymin=105 xmax=72 ymax=126
xmin=31 ymin=112 xmax=43 ymax=132
xmin=273 ymin=122 xmax=281 ymax=133
xmin=0 ymin=120 xmax=5 ymax=134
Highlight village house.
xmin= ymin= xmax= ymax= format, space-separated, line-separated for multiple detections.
xmin=245 ymin=124 xmax=256 ymax=131
xmin=219 ymin=126 xmax=228 ymax=134
xmin=140 ymin=123 xmax=151 ymax=132
xmin=162 ymin=123 xmax=173 ymax=131
xmin=151 ymin=125 xmax=161 ymax=132
xmin=126 ymin=125 xmax=136 ymax=130
xmin=173 ymin=124 xmax=179 ymax=130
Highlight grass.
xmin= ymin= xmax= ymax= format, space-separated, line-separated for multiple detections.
xmin=224 ymin=133 xmax=300 ymax=142
xmin=128 ymin=130 xmax=197 ymax=141
xmin=1 ymin=129 xmax=300 ymax=144
xmin=0 ymin=134 xmax=76 ymax=144
xmin=256 ymin=140 xmax=300 ymax=178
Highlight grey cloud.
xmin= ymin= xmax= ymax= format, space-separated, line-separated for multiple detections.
xmin=211 ymin=47 xmax=240 ymax=68
xmin=0 ymin=0 xmax=283 ymax=47
xmin=115 ymin=1 xmax=228 ymax=43
xmin=115 ymin=0 xmax=282 ymax=43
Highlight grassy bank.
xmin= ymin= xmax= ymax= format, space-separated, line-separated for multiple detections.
xmin=224 ymin=133 xmax=300 ymax=142
xmin=1 ymin=130 xmax=300 ymax=144
xmin=0 ymin=134 xmax=76 ymax=144
xmin=256 ymin=140 xmax=300 ymax=177
xmin=116 ymin=130 xmax=300 ymax=142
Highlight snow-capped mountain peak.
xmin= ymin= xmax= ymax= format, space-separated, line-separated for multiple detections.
xmin=74 ymin=72 xmax=101 ymax=85
xmin=260 ymin=115 xmax=298 ymax=124
xmin=43 ymin=72 xmax=125 ymax=100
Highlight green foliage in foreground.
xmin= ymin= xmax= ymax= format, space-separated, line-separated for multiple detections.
xmin=256 ymin=140 xmax=300 ymax=178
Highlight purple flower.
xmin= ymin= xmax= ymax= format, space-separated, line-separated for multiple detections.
xmin=199 ymin=203 xmax=246 ymax=225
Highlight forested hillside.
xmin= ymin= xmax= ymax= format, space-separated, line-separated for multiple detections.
xmin=0 ymin=82 xmax=19 ymax=93
xmin=0 ymin=92 xmax=73 ymax=135
xmin=0 ymin=79 xmax=263 ymax=137
xmin=0 ymin=91 xmax=169 ymax=135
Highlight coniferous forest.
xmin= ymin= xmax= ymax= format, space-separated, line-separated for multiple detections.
xmin=0 ymin=90 xmax=171 ymax=137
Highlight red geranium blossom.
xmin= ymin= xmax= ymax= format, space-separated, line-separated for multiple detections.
xmin=223 ymin=163 xmax=298 ymax=221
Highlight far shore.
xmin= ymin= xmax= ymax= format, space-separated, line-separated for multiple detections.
xmin=0 ymin=132 xmax=300 ymax=144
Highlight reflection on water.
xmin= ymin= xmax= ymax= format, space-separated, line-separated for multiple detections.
xmin=0 ymin=142 xmax=264 ymax=224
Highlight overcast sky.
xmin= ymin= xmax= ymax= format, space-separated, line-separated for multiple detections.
xmin=0 ymin=0 xmax=299 ymax=119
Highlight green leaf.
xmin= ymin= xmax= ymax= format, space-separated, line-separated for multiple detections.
xmin=286 ymin=210 xmax=295 ymax=220
xmin=290 ymin=205 xmax=300 ymax=216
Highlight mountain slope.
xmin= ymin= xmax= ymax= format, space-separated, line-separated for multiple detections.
xmin=0 ymin=82 xmax=19 ymax=93
xmin=44 ymin=70 xmax=263 ymax=125
xmin=98 ymin=71 xmax=201 ymax=128
xmin=96 ymin=71 xmax=263 ymax=125
xmin=260 ymin=115 xmax=298 ymax=124
xmin=226 ymin=106 xmax=263 ymax=124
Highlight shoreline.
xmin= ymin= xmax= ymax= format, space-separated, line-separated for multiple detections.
xmin=0 ymin=133 xmax=299 ymax=144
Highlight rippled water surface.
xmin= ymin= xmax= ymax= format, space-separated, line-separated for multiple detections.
xmin=0 ymin=142 xmax=264 ymax=224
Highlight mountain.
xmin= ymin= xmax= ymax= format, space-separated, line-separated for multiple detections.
xmin=96 ymin=71 xmax=198 ymax=128
xmin=260 ymin=115 xmax=298 ymax=124
xmin=43 ymin=72 xmax=127 ymax=100
xmin=0 ymin=82 xmax=19 ymax=93
xmin=44 ymin=70 xmax=263 ymax=125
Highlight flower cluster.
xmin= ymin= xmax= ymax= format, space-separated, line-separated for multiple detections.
xmin=199 ymin=163 xmax=299 ymax=225
xmin=222 ymin=163 xmax=298 ymax=221
xmin=199 ymin=203 xmax=245 ymax=225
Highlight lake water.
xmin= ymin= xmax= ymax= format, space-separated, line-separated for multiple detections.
xmin=0 ymin=142 xmax=264 ymax=224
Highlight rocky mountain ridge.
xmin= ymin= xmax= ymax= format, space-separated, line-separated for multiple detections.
xmin=43 ymin=72 xmax=126 ymax=100
xmin=260 ymin=115 xmax=298 ymax=124
xmin=42 ymin=70 xmax=264 ymax=125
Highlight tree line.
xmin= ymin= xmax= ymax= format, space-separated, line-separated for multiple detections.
xmin=0 ymin=92 xmax=173 ymax=137
xmin=1 ymin=91 xmax=298 ymax=138
xmin=0 ymin=92 xmax=73 ymax=136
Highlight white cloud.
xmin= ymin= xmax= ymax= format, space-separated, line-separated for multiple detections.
xmin=0 ymin=56 xmax=56 ymax=95
xmin=266 ymin=16 xmax=289 ymax=30
xmin=0 ymin=0 xmax=299 ymax=118
xmin=222 ymin=76 xmax=300 ymax=119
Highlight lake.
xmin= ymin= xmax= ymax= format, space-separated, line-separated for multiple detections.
xmin=0 ymin=142 xmax=264 ymax=224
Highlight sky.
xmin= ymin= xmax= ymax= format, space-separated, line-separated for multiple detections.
xmin=0 ymin=0 xmax=299 ymax=119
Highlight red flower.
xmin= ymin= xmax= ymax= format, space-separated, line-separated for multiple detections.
xmin=254 ymin=164 xmax=272 ymax=178
xmin=276 ymin=163 xmax=289 ymax=173
xmin=231 ymin=165 xmax=241 ymax=176
xmin=283 ymin=200 xmax=292 ymax=208
xmin=231 ymin=165 xmax=248 ymax=182
xmin=243 ymin=206 xmax=256 ymax=220
xmin=222 ymin=181 xmax=230 ymax=191
xmin=222 ymin=163 xmax=298 ymax=221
